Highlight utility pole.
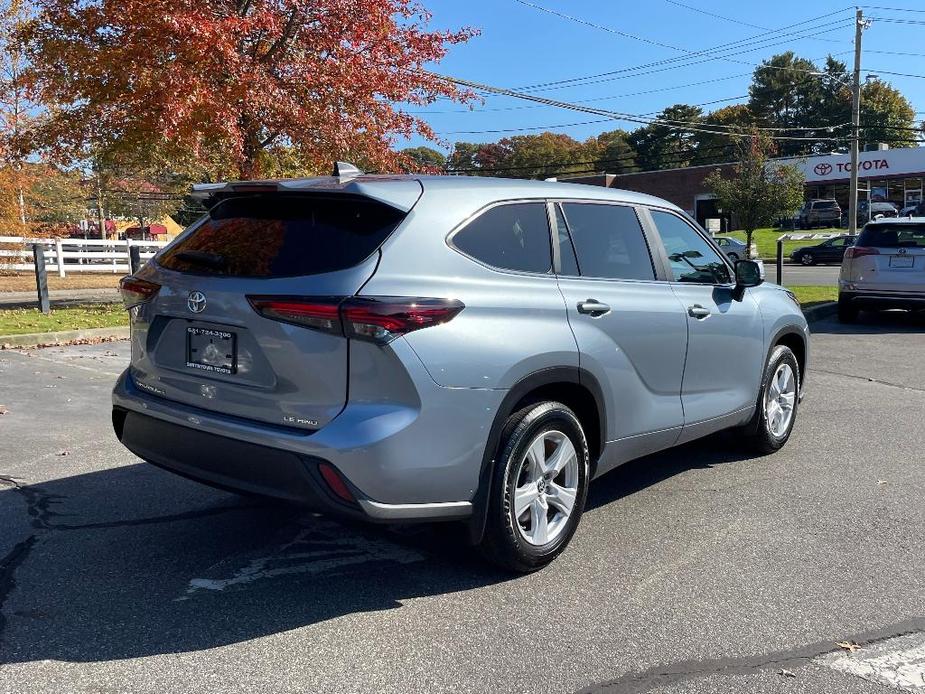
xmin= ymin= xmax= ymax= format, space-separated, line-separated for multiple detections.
xmin=848 ymin=8 xmax=865 ymax=236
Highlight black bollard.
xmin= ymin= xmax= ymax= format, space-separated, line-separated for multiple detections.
xmin=32 ymin=243 xmax=50 ymax=315
xmin=776 ymin=239 xmax=784 ymax=286
xmin=129 ymin=245 xmax=141 ymax=274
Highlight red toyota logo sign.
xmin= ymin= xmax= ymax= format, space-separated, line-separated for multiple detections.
xmin=814 ymin=163 xmax=833 ymax=176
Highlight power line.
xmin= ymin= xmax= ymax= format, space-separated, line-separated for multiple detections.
xmin=866 ymin=68 xmax=925 ymax=79
xmin=661 ymin=0 xmax=766 ymax=30
xmin=427 ymin=70 xmax=848 ymax=142
xmin=861 ymin=4 xmax=925 ymax=12
xmin=511 ymin=6 xmax=854 ymax=92
xmin=412 ymin=93 xmax=748 ymax=117
xmin=518 ymin=37 xmax=853 ymax=95
xmin=662 ymin=0 xmax=848 ymax=45
xmin=866 ymin=16 xmax=925 ymax=25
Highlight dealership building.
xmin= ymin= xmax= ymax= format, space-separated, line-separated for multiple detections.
xmin=568 ymin=146 xmax=925 ymax=229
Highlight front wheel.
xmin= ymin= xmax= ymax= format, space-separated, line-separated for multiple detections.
xmin=740 ymin=345 xmax=800 ymax=454
xmin=479 ymin=402 xmax=589 ymax=573
xmin=800 ymin=253 xmax=815 ymax=265
xmin=727 ymin=252 xmax=739 ymax=262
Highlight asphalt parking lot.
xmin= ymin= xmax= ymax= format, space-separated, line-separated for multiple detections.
xmin=1 ymin=312 xmax=923 ymax=693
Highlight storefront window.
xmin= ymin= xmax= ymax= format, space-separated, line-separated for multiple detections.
xmin=904 ymin=178 xmax=922 ymax=207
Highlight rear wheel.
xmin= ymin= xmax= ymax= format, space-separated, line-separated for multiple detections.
xmin=727 ymin=252 xmax=740 ymax=262
xmin=838 ymin=294 xmax=859 ymax=323
xmin=479 ymin=402 xmax=589 ymax=573
xmin=740 ymin=345 xmax=800 ymax=454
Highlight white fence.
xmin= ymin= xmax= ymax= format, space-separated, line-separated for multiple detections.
xmin=0 ymin=236 xmax=168 ymax=277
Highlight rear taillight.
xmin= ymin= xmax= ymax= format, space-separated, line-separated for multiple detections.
xmin=247 ymin=296 xmax=464 ymax=345
xmin=119 ymin=276 xmax=160 ymax=308
xmin=844 ymin=246 xmax=879 ymax=259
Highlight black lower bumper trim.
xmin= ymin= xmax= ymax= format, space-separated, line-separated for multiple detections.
xmin=114 ymin=407 xmax=364 ymax=518
xmin=841 ymin=292 xmax=925 ymax=311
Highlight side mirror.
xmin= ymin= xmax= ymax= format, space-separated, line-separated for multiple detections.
xmin=732 ymin=259 xmax=763 ymax=300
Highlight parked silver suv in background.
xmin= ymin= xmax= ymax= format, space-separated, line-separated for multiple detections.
xmin=112 ymin=170 xmax=809 ymax=572
xmin=838 ymin=218 xmax=925 ymax=322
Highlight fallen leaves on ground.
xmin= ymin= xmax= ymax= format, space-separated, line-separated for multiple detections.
xmin=836 ymin=641 xmax=862 ymax=652
xmin=0 ymin=405 xmax=8 ymax=415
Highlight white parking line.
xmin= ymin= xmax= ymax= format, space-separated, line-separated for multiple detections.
xmin=818 ymin=633 xmax=925 ymax=690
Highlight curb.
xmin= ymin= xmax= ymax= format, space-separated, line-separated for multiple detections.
xmin=802 ymin=302 xmax=838 ymax=324
xmin=0 ymin=326 xmax=130 ymax=349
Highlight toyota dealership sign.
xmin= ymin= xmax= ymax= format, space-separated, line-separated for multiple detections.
xmin=789 ymin=147 xmax=925 ymax=183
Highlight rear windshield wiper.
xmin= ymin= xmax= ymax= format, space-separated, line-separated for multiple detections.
xmin=174 ymin=250 xmax=227 ymax=270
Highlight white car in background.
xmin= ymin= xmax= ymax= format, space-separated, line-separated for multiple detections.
xmin=838 ymin=218 xmax=925 ymax=322
xmin=713 ymin=236 xmax=758 ymax=261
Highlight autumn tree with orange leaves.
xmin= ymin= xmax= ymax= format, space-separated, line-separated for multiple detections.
xmin=22 ymin=0 xmax=476 ymax=180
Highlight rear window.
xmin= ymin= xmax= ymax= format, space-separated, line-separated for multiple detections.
xmin=157 ymin=195 xmax=405 ymax=277
xmin=857 ymin=224 xmax=925 ymax=248
xmin=815 ymin=201 xmax=836 ymax=209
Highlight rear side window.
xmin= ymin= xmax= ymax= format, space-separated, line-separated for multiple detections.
xmin=560 ymin=203 xmax=655 ymax=280
xmin=158 ymin=195 xmax=404 ymax=277
xmin=857 ymin=224 xmax=925 ymax=248
xmin=452 ymin=202 xmax=552 ymax=273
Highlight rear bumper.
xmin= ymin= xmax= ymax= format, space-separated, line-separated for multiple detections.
xmin=111 ymin=364 xmax=498 ymax=520
xmin=114 ymin=404 xmax=473 ymax=522
xmin=839 ymin=290 xmax=925 ymax=311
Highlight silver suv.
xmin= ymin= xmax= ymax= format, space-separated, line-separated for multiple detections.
xmin=838 ymin=218 xmax=925 ymax=322
xmin=112 ymin=171 xmax=809 ymax=572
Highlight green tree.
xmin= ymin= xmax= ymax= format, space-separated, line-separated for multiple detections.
xmin=692 ymin=105 xmax=754 ymax=165
xmin=592 ymin=129 xmax=638 ymax=173
xmin=629 ymin=104 xmax=703 ymax=170
xmin=400 ymin=146 xmax=447 ymax=172
xmin=705 ymin=131 xmax=804 ymax=259
xmin=858 ymin=79 xmax=919 ymax=148
xmin=748 ymin=52 xmax=824 ymax=155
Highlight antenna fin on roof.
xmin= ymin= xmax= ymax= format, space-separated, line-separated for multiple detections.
xmin=332 ymin=161 xmax=364 ymax=178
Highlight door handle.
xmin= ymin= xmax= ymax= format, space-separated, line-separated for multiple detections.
xmin=577 ymin=299 xmax=611 ymax=317
xmin=688 ymin=304 xmax=711 ymax=319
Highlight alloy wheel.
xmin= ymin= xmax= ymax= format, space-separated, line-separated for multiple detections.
xmin=765 ymin=363 xmax=797 ymax=438
xmin=512 ymin=430 xmax=579 ymax=546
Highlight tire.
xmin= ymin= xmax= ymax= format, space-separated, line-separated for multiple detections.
xmin=800 ymin=253 xmax=815 ymax=266
xmin=479 ymin=401 xmax=589 ymax=573
xmin=740 ymin=345 xmax=800 ymax=455
xmin=838 ymin=295 xmax=858 ymax=323
xmin=727 ymin=252 xmax=739 ymax=262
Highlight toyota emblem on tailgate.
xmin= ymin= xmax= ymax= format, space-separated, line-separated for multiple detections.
xmin=187 ymin=291 xmax=207 ymax=313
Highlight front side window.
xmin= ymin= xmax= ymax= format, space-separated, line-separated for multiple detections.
xmin=649 ymin=210 xmax=732 ymax=284
xmin=560 ymin=203 xmax=655 ymax=280
xmin=452 ymin=202 xmax=552 ymax=273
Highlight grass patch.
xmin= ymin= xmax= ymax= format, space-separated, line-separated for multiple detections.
xmin=723 ymin=227 xmax=846 ymax=260
xmin=788 ymin=285 xmax=838 ymax=310
xmin=0 ymin=273 xmax=122 ymax=292
xmin=0 ymin=303 xmax=127 ymax=336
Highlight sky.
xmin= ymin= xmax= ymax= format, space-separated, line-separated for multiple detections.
xmin=401 ymin=0 xmax=925 ymax=153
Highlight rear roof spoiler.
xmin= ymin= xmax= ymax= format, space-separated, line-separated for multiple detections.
xmin=190 ymin=170 xmax=422 ymax=212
